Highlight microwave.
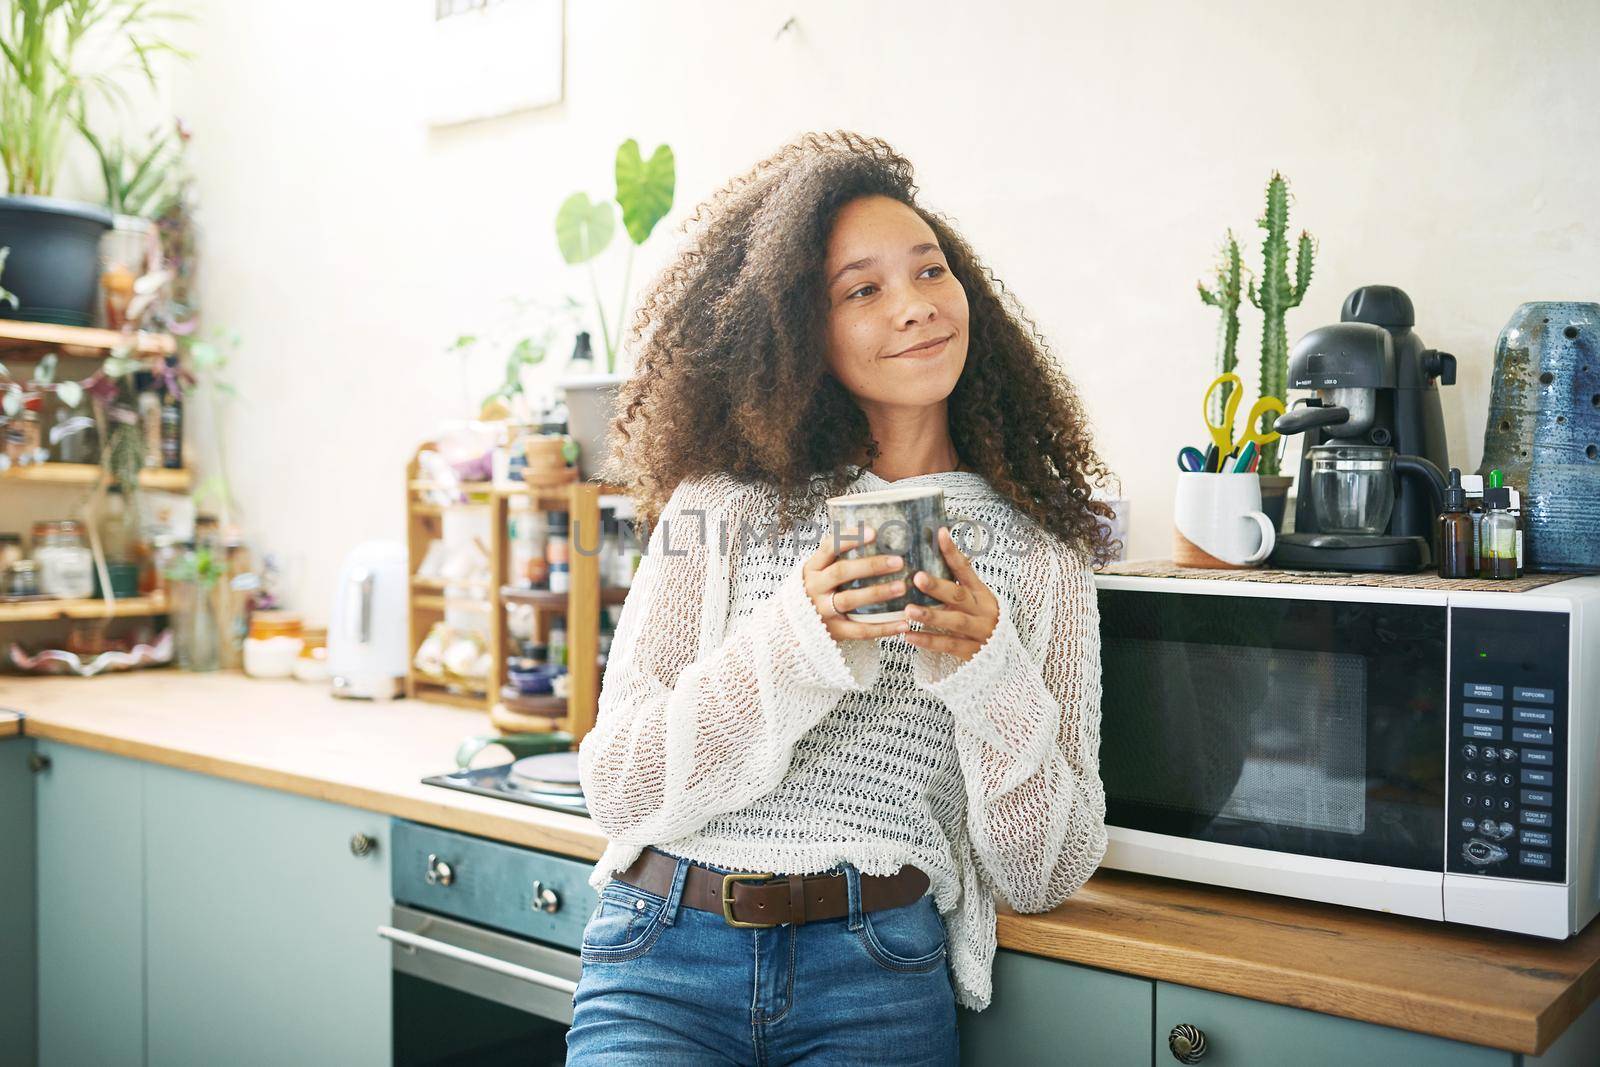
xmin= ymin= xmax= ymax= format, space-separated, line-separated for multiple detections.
xmin=1092 ymin=572 xmax=1600 ymax=938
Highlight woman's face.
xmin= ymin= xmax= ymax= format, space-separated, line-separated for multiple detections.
xmin=821 ymin=195 xmax=969 ymax=410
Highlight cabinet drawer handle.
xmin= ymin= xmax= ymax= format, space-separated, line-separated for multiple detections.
xmin=349 ymin=833 xmax=377 ymax=857
xmin=377 ymin=925 xmax=577 ymax=996
xmin=1169 ymin=1023 xmax=1208 ymax=1063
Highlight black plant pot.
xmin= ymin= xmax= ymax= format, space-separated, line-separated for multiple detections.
xmin=0 ymin=194 xmax=114 ymax=327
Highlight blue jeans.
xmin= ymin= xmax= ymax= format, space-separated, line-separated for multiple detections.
xmin=566 ymin=848 xmax=959 ymax=1066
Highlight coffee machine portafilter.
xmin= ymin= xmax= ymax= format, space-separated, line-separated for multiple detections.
xmin=1269 ymin=285 xmax=1455 ymax=573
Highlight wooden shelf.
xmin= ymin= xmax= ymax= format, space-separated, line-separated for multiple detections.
xmin=1 ymin=463 xmax=192 ymax=491
xmin=0 ymin=592 xmax=169 ymax=623
xmin=502 ymin=585 xmax=629 ymax=608
xmin=410 ymin=576 xmax=491 ymax=593
xmin=498 ymin=689 xmax=567 ymax=717
xmin=0 ymin=320 xmax=175 ymax=356
xmin=412 ymin=594 xmax=490 ymax=613
xmin=410 ymin=678 xmax=489 ymax=711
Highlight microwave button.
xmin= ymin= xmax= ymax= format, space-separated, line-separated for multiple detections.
xmin=1520 ymin=829 xmax=1552 ymax=848
xmin=1512 ymin=706 xmax=1554 ymax=725
xmin=1464 ymin=683 xmax=1504 ymax=700
xmin=1514 ymin=687 xmax=1554 ymax=704
xmin=1460 ymin=793 xmax=1476 ymax=808
xmin=1519 ymin=851 xmax=1551 ymax=868
xmin=1500 ymin=747 xmax=1517 ymax=762
xmin=1500 ymin=797 xmax=1515 ymax=812
xmin=1521 ymin=809 xmax=1553 ymax=828
xmin=1459 ymin=817 xmax=1478 ymax=833
xmin=1479 ymin=821 xmax=1513 ymax=842
xmin=1464 ymin=723 xmax=1503 ymax=741
xmin=1522 ymin=748 xmax=1553 ymax=766
xmin=1521 ymin=769 xmax=1553 ymax=787
xmin=1463 ymin=769 xmax=1479 ymax=784
xmin=1511 ymin=727 xmax=1554 ymax=745
xmin=1482 ymin=747 xmax=1499 ymax=762
xmin=1521 ymin=790 xmax=1553 ymax=807
xmin=1462 ymin=744 xmax=1479 ymax=761
xmin=1462 ymin=839 xmax=1508 ymax=866
xmin=1463 ymin=703 xmax=1504 ymax=721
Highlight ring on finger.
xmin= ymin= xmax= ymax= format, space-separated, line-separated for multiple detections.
xmin=828 ymin=590 xmax=842 ymax=618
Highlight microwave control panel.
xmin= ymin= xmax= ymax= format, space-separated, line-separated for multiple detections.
xmin=1447 ymin=607 xmax=1569 ymax=884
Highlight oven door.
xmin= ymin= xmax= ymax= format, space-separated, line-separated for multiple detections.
xmin=1095 ymin=578 xmax=1448 ymax=918
xmin=382 ymin=903 xmax=579 ymax=1065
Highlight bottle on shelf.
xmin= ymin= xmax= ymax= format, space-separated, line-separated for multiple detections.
xmin=548 ymin=616 xmax=568 ymax=672
xmin=1437 ymin=468 xmax=1473 ymax=579
xmin=137 ymin=371 xmax=163 ymax=467
xmin=546 ymin=510 xmax=569 ymax=592
xmin=159 ymin=355 xmax=183 ymax=470
xmin=1480 ymin=478 xmax=1518 ymax=580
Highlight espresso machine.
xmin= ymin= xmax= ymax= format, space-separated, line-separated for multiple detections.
xmin=1269 ymin=285 xmax=1454 ymax=572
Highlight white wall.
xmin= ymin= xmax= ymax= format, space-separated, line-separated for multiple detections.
xmin=96 ymin=0 xmax=1600 ymax=616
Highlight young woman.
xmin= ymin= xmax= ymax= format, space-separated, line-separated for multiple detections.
xmin=567 ymin=131 xmax=1116 ymax=1066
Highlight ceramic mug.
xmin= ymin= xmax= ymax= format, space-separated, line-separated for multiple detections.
xmin=1173 ymin=472 xmax=1276 ymax=568
xmin=824 ymin=486 xmax=951 ymax=622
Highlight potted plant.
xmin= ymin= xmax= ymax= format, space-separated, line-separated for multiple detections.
xmin=80 ymin=122 xmax=183 ymax=329
xmin=0 ymin=1 xmax=188 ymax=325
xmin=555 ymin=138 xmax=674 ymax=480
xmin=1245 ymin=172 xmax=1316 ymax=527
xmin=1198 ymin=172 xmax=1316 ymax=531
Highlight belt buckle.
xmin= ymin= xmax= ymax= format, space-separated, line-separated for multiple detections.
xmin=721 ymin=871 xmax=780 ymax=928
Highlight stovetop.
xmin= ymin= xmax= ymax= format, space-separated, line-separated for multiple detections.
xmin=422 ymin=760 xmax=592 ymax=819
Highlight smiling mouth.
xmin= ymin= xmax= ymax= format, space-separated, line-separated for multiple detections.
xmin=890 ymin=334 xmax=953 ymax=358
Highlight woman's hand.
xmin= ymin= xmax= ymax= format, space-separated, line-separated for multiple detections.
xmin=904 ymin=526 xmax=999 ymax=664
xmin=803 ymin=525 xmax=914 ymax=643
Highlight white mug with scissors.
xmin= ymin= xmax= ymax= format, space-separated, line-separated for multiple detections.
xmin=1172 ymin=374 xmax=1285 ymax=567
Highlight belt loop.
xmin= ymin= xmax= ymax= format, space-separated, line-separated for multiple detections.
xmin=843 ymin=862 xmax=864 ymax=932
xmin=787 ymin=874 xmax=807 ymax=928
xmin=663 ymin=853 xmax=691 ymax=926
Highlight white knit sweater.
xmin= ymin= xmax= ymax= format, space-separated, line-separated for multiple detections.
xmin=577 ymin=468 xmax=1107 ymax=1011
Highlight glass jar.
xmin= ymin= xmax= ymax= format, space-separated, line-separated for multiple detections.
xmin=0 ymin=533 xmax=22 ymax=572
xmin=1308 ymin=445 xmax=1396 ymax=536
xmin=34 ymin=520 xmax=95 ymax=598
xmin=243 ymin=610 xmax=305 ymax=679
xmin=172 ymin=574 xmax=221 ymax=672
xmin=5 ymin=559 xmax=40 ymax=598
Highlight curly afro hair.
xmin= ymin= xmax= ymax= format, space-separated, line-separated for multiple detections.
xmin=600 ymin=130 xmax=1118 ymax=565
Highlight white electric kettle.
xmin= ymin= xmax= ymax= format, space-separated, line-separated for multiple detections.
xmin=327 ymin=540 xmax=409 ymax=700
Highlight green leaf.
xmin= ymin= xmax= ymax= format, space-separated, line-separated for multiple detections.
xmin=555 ymin=192 xmax=614 ymax=265
xmin=614 ymin=140 xmax=674 ymax=246
xmin=2 ymin=386 xmax=20 ymax=417
xmin=36 ymin=352 xmax=57 ymax=384
xmin=56 ymin=380 xmax=82 ymax=408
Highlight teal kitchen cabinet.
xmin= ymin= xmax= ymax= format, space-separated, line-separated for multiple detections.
xmin=958 ymin=950 xmax=1152 ymax=1066
xmin=0 ymin=737 xmax=38 ymax=1066
xmin=33 ymin=740 xmax=146 ymax=1067
xmin=142 ymin=761 xmax=391 ymax=1066
xmin=1154 ymin=980 xmax=1600 ymax=1066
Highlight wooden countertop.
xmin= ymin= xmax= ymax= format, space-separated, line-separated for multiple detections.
xmin=3 ymin=670 xmax=1596 ymax=1055
xmin=0 ymin=711 xmax=19 ymax=738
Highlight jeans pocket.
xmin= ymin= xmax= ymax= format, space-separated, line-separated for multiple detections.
xmin=856 ymin=895 xmax=947 ymax=973
xmin=580 ymin=881 xmax=670 ymax=964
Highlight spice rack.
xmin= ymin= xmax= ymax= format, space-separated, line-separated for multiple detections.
xmin=404 ymin=444 xmax=629 ymax=744
xmin=1 ymin=321 xmax=187 ymax=622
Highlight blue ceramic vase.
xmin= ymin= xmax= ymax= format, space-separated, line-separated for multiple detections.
xmin=1479 ymin=302 xmax=1600 ymax=572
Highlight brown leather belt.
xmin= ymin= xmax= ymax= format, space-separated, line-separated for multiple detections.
xmin=613 ymin=846 xmax=930 ymax=929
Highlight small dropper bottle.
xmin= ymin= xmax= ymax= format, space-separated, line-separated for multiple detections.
xmin=1437 ymin=468 xmax=1473 ymax=578
xmin=1481 ymin=469 xmax=1517 ymax=580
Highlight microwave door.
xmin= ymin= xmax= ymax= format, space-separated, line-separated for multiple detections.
xmin=1096 ymin=588 xmax=1448 ymax=911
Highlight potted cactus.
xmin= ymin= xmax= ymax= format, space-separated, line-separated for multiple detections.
xmin=1246 ymin=172 xmax=1315 ymax=527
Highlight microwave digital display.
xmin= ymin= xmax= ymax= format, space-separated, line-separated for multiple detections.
xmin=1097 ymin=590 xmax=1448 ymax=872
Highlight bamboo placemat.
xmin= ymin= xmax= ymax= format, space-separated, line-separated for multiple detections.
xmin=1099 ymin=559 xmax=1583 ymax=593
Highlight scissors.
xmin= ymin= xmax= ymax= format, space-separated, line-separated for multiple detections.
xmin=1203 ymin=373 xmax=1285 ymax=459
xmin=1176 ymin=446 xmax=1206 ymax=472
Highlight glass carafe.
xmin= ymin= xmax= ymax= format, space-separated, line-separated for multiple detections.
xmin=1308 ymin=444 xmax=1396 ymax=535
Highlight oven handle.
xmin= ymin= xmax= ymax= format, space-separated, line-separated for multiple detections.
xmin=377 ymin=924 xmax=579 ymax=996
